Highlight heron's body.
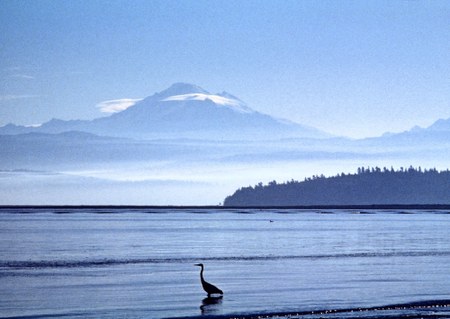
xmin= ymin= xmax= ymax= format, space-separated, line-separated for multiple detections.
xmin=195 ymin=263 xmax=223 ymax=296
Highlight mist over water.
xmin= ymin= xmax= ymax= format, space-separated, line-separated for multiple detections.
xmin=2 ymin=156 xmax=450 ymax=205
xmin=1 ymin=208 xmax=449 ymax=318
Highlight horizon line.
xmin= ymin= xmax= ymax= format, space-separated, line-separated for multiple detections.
xmin=1 ymin=204 xmax=450 ymax=210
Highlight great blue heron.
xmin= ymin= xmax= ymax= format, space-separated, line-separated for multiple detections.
xmin=194 ymin=263 xmax=223 ymax=296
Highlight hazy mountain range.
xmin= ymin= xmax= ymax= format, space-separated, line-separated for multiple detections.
xmin=1 ymin=83 xmax=449 ymax=205
xmin=1 ymin=82 xmax=449 ymax=142
xmin=0 ymin=83 xmax=329 ymax=140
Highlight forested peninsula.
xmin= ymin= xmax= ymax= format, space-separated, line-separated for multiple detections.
xmin=224 ymin=167 xmax=450 ymax=206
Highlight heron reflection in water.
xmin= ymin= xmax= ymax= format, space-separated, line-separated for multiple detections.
xmin=200 ymin=295 xmax=223 ymax=314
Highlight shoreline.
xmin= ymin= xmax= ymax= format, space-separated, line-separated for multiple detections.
xmin=166 ymin=299 xmax=450 ymax=319
xmin=1 ymin=204 xmax=450 ymax=210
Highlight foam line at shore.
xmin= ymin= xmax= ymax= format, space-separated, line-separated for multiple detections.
xmin=165 ymin=299 xmax=450 ymax=319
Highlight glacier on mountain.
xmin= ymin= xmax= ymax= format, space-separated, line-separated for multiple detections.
xmin=162 ymin=93 xmax=252 ymax=114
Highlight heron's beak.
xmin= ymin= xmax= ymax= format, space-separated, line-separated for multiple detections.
xmin=194 ymin=263 xmax=201 ymax=266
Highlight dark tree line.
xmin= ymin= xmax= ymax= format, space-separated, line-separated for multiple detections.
xmin=224 ymin=167 xmax=450 ymax=206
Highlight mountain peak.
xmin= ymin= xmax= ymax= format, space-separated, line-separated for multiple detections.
xmin=428 ymin=118 xmax=450 ymax=131
xmin=156 ymin=83 xmax=209 ymax=99
xmin=0 ymin=83 xmax=331 ymax=140
xmin=148 ymin=83 xmax=253 ymax=114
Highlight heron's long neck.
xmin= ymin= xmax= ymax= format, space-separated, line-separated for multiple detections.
xmin=199 ymin=266 xmax=205 ymax=283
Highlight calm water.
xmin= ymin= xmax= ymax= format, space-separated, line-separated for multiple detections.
xmin=0 ymin=208 xmax=449 ymax=319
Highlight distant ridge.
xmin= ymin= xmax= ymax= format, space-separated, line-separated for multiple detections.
xmin=224 ymin=167 xmax=450 ymax=206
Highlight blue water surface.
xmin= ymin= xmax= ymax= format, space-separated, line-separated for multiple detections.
xmin=0 ymin=208 xmax=449 ymax=318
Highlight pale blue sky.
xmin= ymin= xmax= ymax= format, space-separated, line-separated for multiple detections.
xmin=1 ymin=0 xmax=449 ymax=138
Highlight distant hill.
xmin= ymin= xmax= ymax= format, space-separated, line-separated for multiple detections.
xmin=0 ymin=131 xmax=209 ymax=169
xmin=362 ymin=117 xmax=450 ymax=148
xmin=224 ymin=167 xmax=450 ymax=206
xmin=0 ymin=83 xmax=330 ymax=140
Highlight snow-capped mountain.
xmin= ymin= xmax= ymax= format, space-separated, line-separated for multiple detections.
xmin=0 ymin=83 xmax=330 ymax=140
